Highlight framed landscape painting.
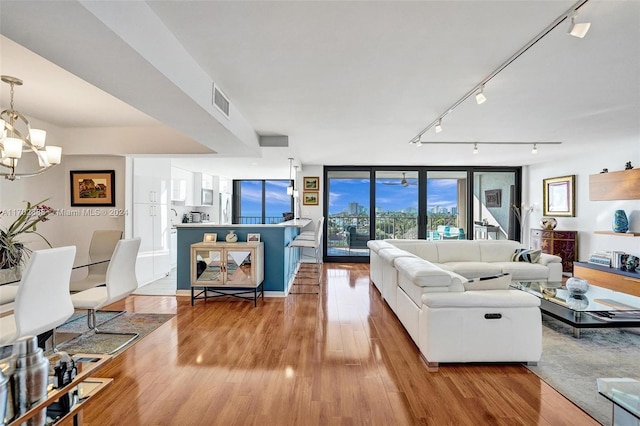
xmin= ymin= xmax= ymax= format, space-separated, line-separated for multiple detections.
xmin=303 ymin=177 xmax=320 ymax=191
xmin=543 ymin=175 xmax=575 ymax=217
xmin=303 ymin=191 xmax=319 ymax=205
xmin=70 ymin=170 xmax=115 ymax=206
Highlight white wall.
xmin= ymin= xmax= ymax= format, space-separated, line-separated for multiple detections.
xmin=527 ymin=139 xmax=639 ymax=262
xmin=0 ymin=154 xmax=127 ymax=258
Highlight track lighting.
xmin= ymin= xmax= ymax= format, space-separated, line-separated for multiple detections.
xmin=473 ymin=143 xmax=478 ymax=155
xmin=532 ymin=144 xmax=538 ymax=154
xmin=568 ymin=13 xmax=591 ymax=38
xmin=407 ymin=0 xmax=590 ymax=146
xmin=434 ymin=119 xmax=443 ymax=133
xmin=416 ymin=138 xmax=422 ymax=147
xmin=475 ymin=86 xmax=487 ymax=105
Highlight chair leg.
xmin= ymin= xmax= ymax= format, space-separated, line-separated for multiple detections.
xmin=86 ymin=309 xmax=138 ymax=354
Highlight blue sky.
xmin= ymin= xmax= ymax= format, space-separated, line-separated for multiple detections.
xmin=329 ymin=178 xmax=458 ymax=214
xmin=240 ymin=180 xmax=292 ymax=218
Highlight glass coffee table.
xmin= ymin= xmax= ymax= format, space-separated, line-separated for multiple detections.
xmin=597 ymin=378 xmax=640 ymax=426
xmin=510 ymin=281 xmax=640 ymax=338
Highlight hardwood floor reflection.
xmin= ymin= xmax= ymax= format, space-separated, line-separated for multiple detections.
xmin=63 ymin=264 xmax=598 ymax=425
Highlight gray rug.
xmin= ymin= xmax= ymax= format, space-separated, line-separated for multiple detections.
xmin=527 ymin=317 xmax=640 ymax=425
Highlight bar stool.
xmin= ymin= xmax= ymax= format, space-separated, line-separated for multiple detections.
xmin=288 ymin=219 xmax=323 ymax=293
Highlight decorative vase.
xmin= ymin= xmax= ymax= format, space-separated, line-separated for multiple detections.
xmin=612 ymin=210 xmax=629 ymax=233
xmin=567 ymin=293 xmax=589 ymax=310
xmin=565 ymin=277 xmax=589 ymax=294
xmin=225 ymin=230 xmax=238 ymax=243
xmin=540 ymin=217 xmax=557 ymax=230
xmin=625 ymin=255 xmax=639 ymax=272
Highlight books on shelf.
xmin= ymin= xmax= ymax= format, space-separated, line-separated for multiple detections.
xmin=588 ymin=251 xmax=612 ymax=267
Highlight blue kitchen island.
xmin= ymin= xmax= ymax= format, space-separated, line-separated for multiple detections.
xmin=175 ymin=219 xmax=312 ymax=297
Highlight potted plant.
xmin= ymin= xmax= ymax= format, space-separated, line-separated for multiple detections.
xmin=0 ymin=199 xmax=56 ymax=279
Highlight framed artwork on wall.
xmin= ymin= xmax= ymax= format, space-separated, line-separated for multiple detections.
xmin=303 ymin=191 xmax=319 ymax=205
xmin=484 ymin=189 xmax=502 ymax=207
xmin=303 ymin=177 xmax=319 ymax=191
xmin=543 ymin=175 xmax=575 ymax=217
xmin=70 ymin=170 xmax=115 ymax=206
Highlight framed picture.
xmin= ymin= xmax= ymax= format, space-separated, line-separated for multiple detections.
xmin=203 ymin=233 xmax=217 ymax=243
xmin=70 ymin=170 xmax=115 ymax=206
xmin=543 ymin=175 xmax=575 ymax=217
xmin=247 ymin=233 xmax=261 ymax=242
xmin=303 ymin=176 xmax=320 ymax=191
xmin=303 ymin=191 xmax=319 ymax=205
xmin=484 ymin=189 xmax=502 ymax=208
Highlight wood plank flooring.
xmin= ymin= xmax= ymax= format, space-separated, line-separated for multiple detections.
xmin=63 ymin=264 xmax=599 ymax=425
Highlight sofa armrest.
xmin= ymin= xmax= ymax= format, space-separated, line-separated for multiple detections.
xmin=537 ymin=253 xmax=562 ymax=266
xmin=395 ymin=257 xmax=466 ymax=290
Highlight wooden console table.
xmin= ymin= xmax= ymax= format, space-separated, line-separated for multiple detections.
xmin=574 ymin=261 xmax=640 ymax=298
xmin=531 ymin=229 xmax=577 ymax=274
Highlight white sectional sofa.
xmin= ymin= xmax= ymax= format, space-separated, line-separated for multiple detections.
xmin=367 ymin=239 xmax=558 ymax=368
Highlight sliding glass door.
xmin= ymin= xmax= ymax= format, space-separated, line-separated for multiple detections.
xmin=426 ymin=171 xmax=468 ymax=240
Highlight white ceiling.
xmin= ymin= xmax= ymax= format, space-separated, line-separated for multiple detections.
xmin=1 ymin=0 xmax=638 ymax=179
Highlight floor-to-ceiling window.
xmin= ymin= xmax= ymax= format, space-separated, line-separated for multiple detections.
xmin=426 ymin=171 xmax=467 ymax=240
xmin=326 ymin=170 xmax=371 ymax=260
xmin=233 ymin=180 xmax=294 ymax=224
xmin=323 ymin=166 xmax=521 ymax=262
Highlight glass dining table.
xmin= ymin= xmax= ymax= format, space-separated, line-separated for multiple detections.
xmin=0 ymin=254 xmax=111 ymax=286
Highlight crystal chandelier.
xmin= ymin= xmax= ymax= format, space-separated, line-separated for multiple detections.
xmin=1 ymin=75 xmax=62 ymax=181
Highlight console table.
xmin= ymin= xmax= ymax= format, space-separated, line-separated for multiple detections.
xmin=530 ymin=229 xmax=577 ymax=274
xmin=574 ymin=261 xmax=640 ymax=298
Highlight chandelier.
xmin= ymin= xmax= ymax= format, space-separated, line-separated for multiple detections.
xmin=1 ymin=75 xmax=62 ymax=181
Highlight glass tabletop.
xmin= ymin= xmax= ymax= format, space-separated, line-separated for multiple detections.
xmin=510 ymin=281 xmax=640 ymax=314
xmin=0 ymin=255 xmax=111 ymax=286
xmin=597 ymin=378 xmax=640 ymax=420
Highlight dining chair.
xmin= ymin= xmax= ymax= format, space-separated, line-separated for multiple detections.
xmin=0 ymin=246 xmax=76 ymax=347
xmin=70 ymin=238 xmax=141 ymax=354
xmin=69 ymin=229 xmax=122 ymax=292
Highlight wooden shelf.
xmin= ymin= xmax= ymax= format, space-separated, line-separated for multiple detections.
xmin=589 ymin=168 xmax=640 ymax=200
xmin=594 ymin=231 xmax=640 ymax=237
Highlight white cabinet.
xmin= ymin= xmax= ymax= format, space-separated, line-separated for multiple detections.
xmin=133 ymin=158 xmax=171 ymax=285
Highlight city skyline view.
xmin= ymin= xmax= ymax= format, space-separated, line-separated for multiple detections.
xmin=329 ymin=178 xmax=459 ymax=215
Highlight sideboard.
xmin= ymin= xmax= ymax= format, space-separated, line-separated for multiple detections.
xmin=573 ymin=261 xmax=640 ymax=298
xmin=530 ymin=229 xmax=578 ymax=274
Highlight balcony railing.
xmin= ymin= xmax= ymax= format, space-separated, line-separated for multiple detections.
xmin=237 ymin=216 xmax=284 ymax=225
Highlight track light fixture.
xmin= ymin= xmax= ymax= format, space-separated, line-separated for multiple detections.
xmin=473 ymin=143 xmax=479 ymax=154
xmin=416 ymin=135 xmax=422 ymax=147
xmin=532 ymin=144 xmax=538 ymax=154
xmin=475 ymin=86 xmax=487 ymax=105
xmin=568 ymin=13 xmax=591 ymax=38
xmin=407 ymin=0 xmax=590 ymax=146
xmin=434 ymin=119 xmax=443 ymax=133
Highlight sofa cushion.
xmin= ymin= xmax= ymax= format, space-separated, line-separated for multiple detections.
xmin=463 ymin=273 xmax=511 ymax=291
xmin=436 ymin=241 xmax=481 ymax=262
xmin=511 ymin=248 xmax=541 ymax=263
xmin=441 ymin=262 xmax=503 ymax=279
xmin=493 ymin=261 xmax=550 ymax=281
xmin=478 ymin=240 xmax=523 ymax=262
xmin=394 ymin=257 xmax=453 ymax=287
xmin=379 ymin=248 xmax=417 ymax=264
xmin=422 ymin=289 xmax=540 ymax=308
xmin=386 ymin=240 xmax=439 ymax=262
xmin=367 ymin=240 xmax=396 ymax=253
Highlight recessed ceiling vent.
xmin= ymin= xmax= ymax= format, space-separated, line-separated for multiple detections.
xmin=212 ymin=83 xmax=230 ymax=118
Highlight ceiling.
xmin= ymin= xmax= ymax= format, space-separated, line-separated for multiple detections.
xmin=1 ymin=1 xmax=638 ymax=179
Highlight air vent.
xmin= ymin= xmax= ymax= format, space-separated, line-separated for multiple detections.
xmin=212 ymin=83 xmax=230 ymax=118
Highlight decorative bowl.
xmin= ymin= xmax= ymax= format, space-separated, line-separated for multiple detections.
xmin=565 ymin=277 xmax=589 ymax=294
xmin=540 ymin=217 xmax=557 ymax=230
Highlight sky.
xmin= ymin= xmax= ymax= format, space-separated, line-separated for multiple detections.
xmin=329 ymin=178 xmax=458 ymax=214
xmin=237 ymin=177 xmax=459 ymax=220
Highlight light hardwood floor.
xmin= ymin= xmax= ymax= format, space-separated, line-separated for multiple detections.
xmin=64 ymin=264 xmax=599 ymax=425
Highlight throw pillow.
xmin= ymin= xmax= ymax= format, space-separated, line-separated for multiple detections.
xmin=511 ymin=248 xmax=541 ymax=263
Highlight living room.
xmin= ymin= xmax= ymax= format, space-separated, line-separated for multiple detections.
xmin=0 ymin=1 xmax=639 ymax=424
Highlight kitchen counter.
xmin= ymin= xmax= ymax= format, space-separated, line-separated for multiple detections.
xmin=175 ymin=220 xmax=313 ymax=296
xmin=175 ymin=218 xmax=312 ymax=228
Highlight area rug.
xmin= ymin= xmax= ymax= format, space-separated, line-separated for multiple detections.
xmin=54 ymin=312 xmax=174 ymax=356
xmin=526 ymin=317 xmax=640 ymax=425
